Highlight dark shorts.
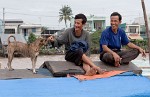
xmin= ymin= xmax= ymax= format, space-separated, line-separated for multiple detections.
xmin=65 ymin=49 xmax=84 ymax=66
xmin=100 ymin=49 xmax=140 ymax=66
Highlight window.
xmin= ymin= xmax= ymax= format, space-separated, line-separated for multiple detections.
xmin=129 ymin=28 xmax=136 ymax=33
xmin=4 ymin=29 xmax=15 ymax=34
xmin=32 ymin=28 xmax=36 ymax=33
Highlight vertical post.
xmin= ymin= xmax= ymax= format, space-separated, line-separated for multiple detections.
xmin=91 ymin=15 xmax=95 ymax=32
xmin=39 ymin=17 xmax=41 ymax=24
xmin=3 ymin=8 xmax=5 ymax=34
xmin=141 ymin=0 xmax=150 ymax=64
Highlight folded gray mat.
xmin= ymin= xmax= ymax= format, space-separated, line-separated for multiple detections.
xmin=43 ymin=61 xmax=85 ymax=77
xmin=42 ymin=61 xmax=142 ymax=77
xmin=93 ymin=61 xmax=142 ymax=74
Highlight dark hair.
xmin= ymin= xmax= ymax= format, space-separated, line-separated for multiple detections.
xmin=110 ymin=12 xmax=122 ymax=21
xmin=75 ymin=13 xmax=87 ymax=24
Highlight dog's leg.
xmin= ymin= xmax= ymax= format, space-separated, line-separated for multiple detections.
xmin=7 ymin=54 xmax=14 ymax=71
xmin=31 ymin=57 xmax=37 ymax=74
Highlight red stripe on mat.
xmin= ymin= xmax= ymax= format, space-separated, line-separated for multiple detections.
xmin=73 ymin=70 xmax=127 ymax=81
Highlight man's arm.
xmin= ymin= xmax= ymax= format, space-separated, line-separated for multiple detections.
xmin=48 ymin=30 xmax=68 ymax=47
xmin=102 ymin=45 xmax=114 ymax=54
xmin=127 ymin=42 xmax=146 ymax=57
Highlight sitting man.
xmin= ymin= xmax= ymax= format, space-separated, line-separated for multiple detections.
xmin=99 ymin=12 xmax=146 ymax=67
xmin=48 ymin=13 xmax=104 ymax=76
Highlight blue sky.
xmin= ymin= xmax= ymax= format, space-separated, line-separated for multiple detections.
xmin=0 ymin=0 xmax=150 ymax=29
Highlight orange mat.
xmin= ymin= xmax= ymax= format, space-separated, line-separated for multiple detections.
xmin=73 ymin=70 xmax=127 ymax=81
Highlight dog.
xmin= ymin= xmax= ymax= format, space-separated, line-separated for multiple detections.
xmin=7 ymin=35 xmax=48 ymax=73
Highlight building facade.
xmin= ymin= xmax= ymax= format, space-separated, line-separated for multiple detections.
xmin=120 ymin=23 xmax=141 ymax=35
xmin=0 ymin=19 xmax=43 ymax=42
xmin=19 ymin=24 xmax=42 ymax=40
xmin=4 ymin=19 xmax=23 ymax=34
xmin=132 ymin=15 xmax=150 ymax=39
xmin=0 ymin=19 xmax=3 ymax=35
xmin=120 ymin=23 xmax=143 ymax=40
xmin=70 ymin=15 xmax=106 ymax=32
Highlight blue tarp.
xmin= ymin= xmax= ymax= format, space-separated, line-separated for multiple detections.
xmin=0 ymin=75 xmax=150 ymax=97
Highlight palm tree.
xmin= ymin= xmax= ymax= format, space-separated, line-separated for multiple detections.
xmin=59 ymin=5 xmax=73 ymax=28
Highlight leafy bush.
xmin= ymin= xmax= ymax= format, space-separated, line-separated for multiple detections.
xmin=130 ymin=39 xmax=148 ymax=52
xmin=90 ymin=30 xmax=102 ymax=54
xmin=28 ymin=33 xmax=36 ymax=43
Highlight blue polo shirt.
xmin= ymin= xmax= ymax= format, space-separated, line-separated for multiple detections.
xmin=99 ymin=27 xmax=129 ymax=52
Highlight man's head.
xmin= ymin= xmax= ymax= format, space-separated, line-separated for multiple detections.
xmin=110 ymin=12 xmax=122 ymax=32
xmin=74 ymin=13 xmax=87 ymax=32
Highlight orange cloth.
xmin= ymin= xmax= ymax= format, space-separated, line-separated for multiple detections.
xmin=74 ymin=70 xmax=127 ymax=81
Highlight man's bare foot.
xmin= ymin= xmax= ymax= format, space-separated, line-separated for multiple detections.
xmin=85 ymin=68 xmax=97 ymax=76
xmin=114 ymin=61 xmax=120 ymax=67
xmin=96 ymin=67 xmax=106 ymax=74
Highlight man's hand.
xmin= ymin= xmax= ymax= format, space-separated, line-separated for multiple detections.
xmin=139 ymin=48 xmax=146 ymax=58
xmin=48 ymin=35 xmax=54 ymax=42
xmin=112 ymin=52 xmax=122 ymax=67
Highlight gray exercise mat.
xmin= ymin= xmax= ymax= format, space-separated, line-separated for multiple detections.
xmin=43 ymin=61 xmax=85 ymax=77
xmin=93 ymin=61 xmax=142 ymax=74
xmin=0 ymin=61 xmax=142 ymax=79
xmin=42 ymin=61 xmax=142 ymax=77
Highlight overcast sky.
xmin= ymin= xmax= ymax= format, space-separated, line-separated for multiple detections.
xmin=0 ymin=0 xmax=150 ymax=29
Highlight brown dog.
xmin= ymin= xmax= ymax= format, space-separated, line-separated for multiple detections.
xmin=7 ymin=35 xmax=48 ymax=73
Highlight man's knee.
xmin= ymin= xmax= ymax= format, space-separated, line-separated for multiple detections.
xmin=101 ymin=53 xmax=114 ymax=63
xmin=121 ymin=48 xmax=140 ymax=63
xmin=129 ymin=48 xmax=140 ymax=58
xmin=132 ymin=48 xmax=140 ymax=55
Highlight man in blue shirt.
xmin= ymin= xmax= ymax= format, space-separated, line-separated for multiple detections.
xmin=99 ymin=12 xmax=146 ymax=67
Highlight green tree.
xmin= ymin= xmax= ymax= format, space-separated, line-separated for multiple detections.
xmin=28 ymin=33 xmax=36 ymax=43
xmin=59 ymin=5 xmax=73 ymax=28
xmin=41 ymin=26 xmax=48 ymax=34
xmin=90 ymin=30 xmax=102 ymax=53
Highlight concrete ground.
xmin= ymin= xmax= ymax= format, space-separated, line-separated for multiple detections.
xmin=0 ymin=55 xmax=66 ymax=69
xmin=0 ymin=53 xmax=149 ymax=76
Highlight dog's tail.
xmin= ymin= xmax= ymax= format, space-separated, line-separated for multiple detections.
xmin=8 ymin=35 xmax=16 ymax=44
